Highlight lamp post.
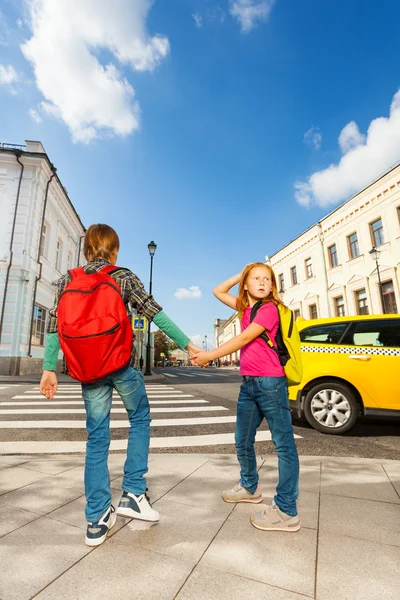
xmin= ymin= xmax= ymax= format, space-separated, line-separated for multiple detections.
xmin=205 ymin=335 xmax=208 ymax=352
xmin=144 ymin=240 xmax=157 ymax=375
xmin=369 ymin=247 xmax=385 ymax=314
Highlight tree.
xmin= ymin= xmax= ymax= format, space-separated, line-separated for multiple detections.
xmin=154 ymin=330 xmax=172 ymax=362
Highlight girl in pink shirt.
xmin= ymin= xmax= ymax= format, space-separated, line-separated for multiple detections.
xmin=195 ymin=262 xmax=300 ymax=532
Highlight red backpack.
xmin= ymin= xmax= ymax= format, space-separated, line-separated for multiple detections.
xmin=57 ymin=265 xmax=133 ymax=383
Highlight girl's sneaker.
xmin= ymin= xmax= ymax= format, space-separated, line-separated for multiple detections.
xmin=222 ymin=483 xmax=263 ymax=503
xmin=250 ymin=504 xmax=301 ymax=532
xmin=117 ymin=491 xmax=159 ymax=522
xmin=85 ymin=505 xmax=116 ymax=546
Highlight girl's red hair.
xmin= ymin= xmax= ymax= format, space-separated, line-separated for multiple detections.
xmin=237 ymin=262 xmax=285 ymax=318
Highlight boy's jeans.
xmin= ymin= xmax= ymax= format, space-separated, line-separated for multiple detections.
xmin=81 ymin=366 xmax=150 ymax=522
xmin=235 ymin=376 xmax=299 ymax=517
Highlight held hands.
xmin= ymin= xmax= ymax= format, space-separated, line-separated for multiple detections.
xmin=39 ymin=370 xmax=58 ymax=400
xmin=186 ymin=342 xmax=205 ymax=366
xmin=191 ymin=351 xmax=209 ymax=367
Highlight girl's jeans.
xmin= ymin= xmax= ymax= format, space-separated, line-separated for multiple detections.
xmin=235 ymin=376 xmax=299 ymax=517
xmin=81 ymin=366 xmax=150 ymax=522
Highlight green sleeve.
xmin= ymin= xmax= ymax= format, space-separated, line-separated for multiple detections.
xmin=43 ymin=332 xmax=60 ymax=371
xmin=153 ymin=311 xmax=191 ymax=350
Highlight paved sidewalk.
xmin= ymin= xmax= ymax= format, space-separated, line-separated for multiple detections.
xmin=0 ymin=453 xmax=399 ymax=600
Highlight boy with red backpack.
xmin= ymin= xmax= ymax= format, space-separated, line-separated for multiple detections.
xmin=40 ymin=224 xmax=201 ymax=546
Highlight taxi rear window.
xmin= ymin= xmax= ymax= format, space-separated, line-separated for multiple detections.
xmin=300 ymin=323 xmax=349 ymax=344
xmin=349 ymin=320 xmax=400 ymax=348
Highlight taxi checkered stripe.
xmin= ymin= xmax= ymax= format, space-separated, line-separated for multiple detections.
xmin=301 ymin=345 xmax=400 ymax=356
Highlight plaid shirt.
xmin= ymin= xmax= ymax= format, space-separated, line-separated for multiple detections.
xmin=48 ymin=258 xmax=162 ymax=366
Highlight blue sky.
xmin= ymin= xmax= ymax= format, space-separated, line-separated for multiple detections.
xmin=1 ymin=0 xmax=400 ymax=347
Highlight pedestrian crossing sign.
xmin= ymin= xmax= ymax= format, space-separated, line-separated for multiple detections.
xmin=133 ymin=317 xmax=147 ymax=331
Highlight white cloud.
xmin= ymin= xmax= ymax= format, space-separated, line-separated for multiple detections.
xmin=295 ymin=89 xmax=400 ymax=208
xmin=338 ymin=120 xmax=366 ymax=153
xmin=0 ymin=64 xmax=18 ymax=85
xmin=21 ymin=0 xmax=170 ymax=143
xmin=16 ymin=18 xmax=23 ymax=28
xmin=229 ymin=0 xmax=276 ymax=33
xmin=304 ymin=126 xmax=322 ymax=151
xmin=174 ymin=286 xmax=202 ymax=300
xmin=189 ymin=333 xmax=215 ymax=350
xmin=192 ymin=13 xmax=203 ymax=28
xmin=28 ymin=108 xmax=42 ymax=123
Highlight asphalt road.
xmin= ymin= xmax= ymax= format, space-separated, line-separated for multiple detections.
xmin=0 ymin=367 xmax=399 ymax=459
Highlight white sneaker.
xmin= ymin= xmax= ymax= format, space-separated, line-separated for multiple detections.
xmin=117 ymin=490 xmax=159 ymax=522
xmin=85 ymin=505 xmax=117 ymax=546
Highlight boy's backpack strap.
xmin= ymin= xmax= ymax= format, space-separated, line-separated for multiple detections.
xmin=69 ymin=267 xmax=85 ymax=280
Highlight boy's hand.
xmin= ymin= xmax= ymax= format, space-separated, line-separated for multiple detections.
xmin=193 ymin=351 xmax=210 ymax=367
xmin=40 ymin=370 xmax=58 ymax=400
xmin=186 ymin=342 xmax=203 ymax=366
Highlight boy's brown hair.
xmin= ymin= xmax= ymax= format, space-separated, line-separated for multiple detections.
xmin=83 ymin=224 xmax=120 ymax=262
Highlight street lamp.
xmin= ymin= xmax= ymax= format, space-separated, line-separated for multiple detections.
xmin=369 ymin=247 xmax=385 ymax=314
xmin=205 ymin=335 xmax=208 ymax=352
xmin=144 ymin=240 xmax=157 ymax=375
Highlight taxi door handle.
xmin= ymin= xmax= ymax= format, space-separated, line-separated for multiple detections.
xmin=348 ymin=355 xmax=371 ymax=361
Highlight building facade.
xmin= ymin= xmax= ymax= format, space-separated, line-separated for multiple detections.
xmin=215 ymin=163 xmax=400 ymax=353
xmin=0 ymin=141 xmax=85 ymax=375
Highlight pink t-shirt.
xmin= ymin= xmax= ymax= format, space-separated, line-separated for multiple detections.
xmin=239 ymin=303 xmax=285 ymax=377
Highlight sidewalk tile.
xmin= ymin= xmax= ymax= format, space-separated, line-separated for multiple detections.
xmin=231 ymin=491 xmax=319 ymax=530
xmin=0 ymin=472 xmax=83 ymax=514
xmin=0 ymin=457 xmax=33 ymax=469
xmin=176 ymin=565 xmax=309 ymax=600
xmin=47 ymin=489 xmax=129 ymax=532
xmin=259 ymin=465 xmax=321 ymax=495
xmin=0 ymin=505 xmax=40 ymax=538
xmin=320 ymin=494 xmax=400 ymax=546
xmin=148 ymin=454 xmax=211 ymax=475
xmin=321 ymin=460 xmax=388 ymax=475
xmin=162 ymin=475 xmax=236 ymax=515
xmin=0 ymin=516 xmax=91 ymax=600
xmin=200 ymin=513 xmax=317 ymax=597
xmin=112 ymin=497 xmax=226 ymax=563
xmin=317 ymin=532 xmax=400 ymax=600
xmin=321 ymin=467 xmax=400 ymax=503
xmin=34 ymin=538 xmax=193 ymax=600
xmin=0 ymin=466 xmax=50 ymax=495
xmin=383 ymin=463 xmax=400 ymax=496
xmin=19 ymin=458 xmax=84 ymax=475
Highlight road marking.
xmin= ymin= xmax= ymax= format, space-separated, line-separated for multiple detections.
xmin=0 ymin=430 xmax=299 ymax=454
xmin=0 ymin=406 xmax=227 ymax=415
xmin=164 ymin=373 xmax=178 ymax=378
xmin=0 ymin=399 xmax=209 ymax=406
xmin=0 ymin=416 xmax=240 ymax=428
xmin=13 ymin=394 xmax=195 ymax=399
xmin=172 ymin=373 xmax=196 ymax=377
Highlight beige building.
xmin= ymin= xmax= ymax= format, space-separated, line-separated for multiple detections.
xmin=215 ymin=163 xmax=400 ymax=354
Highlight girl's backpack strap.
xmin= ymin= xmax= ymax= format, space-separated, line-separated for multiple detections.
xmin=69 ymin=267 xmax=85 ymax=280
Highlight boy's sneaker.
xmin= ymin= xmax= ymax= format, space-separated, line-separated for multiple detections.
xmin=250 ymin=503 xmax=301 ymax=532
xmin=85 ymin=505 xmax=116 ymax=546
xmin=117 ymin=490 xmax=159 ymax=522
xmin=222 ymin=483 xmax=263 ymax=504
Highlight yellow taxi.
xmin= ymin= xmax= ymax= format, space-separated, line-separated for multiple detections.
xmin=289 ymin=314 xmax=400 ymax=434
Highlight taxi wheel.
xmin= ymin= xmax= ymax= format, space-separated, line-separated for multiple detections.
xmin=304 ymin=382 xmax=359 ymax=435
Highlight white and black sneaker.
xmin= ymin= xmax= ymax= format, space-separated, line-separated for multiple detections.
xmin=85 ymin=505 xmax=117 ymax=547
xmin=117 ymin=490 xmax=159 ymax=522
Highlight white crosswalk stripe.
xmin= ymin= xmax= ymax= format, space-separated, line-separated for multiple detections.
xmin=0 ymin=382 xmax=301 ymax=453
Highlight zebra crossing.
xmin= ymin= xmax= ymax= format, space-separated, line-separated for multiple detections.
xmin=0 ymin=382 xmax=301 ymax=454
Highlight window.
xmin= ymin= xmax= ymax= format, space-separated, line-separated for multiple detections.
xmin=382 ymin=281 xmax=398 ymax=314
xmin=56 ymin=239 xmax=63 ymax=271
xmin=291 ymin=266 xmax=298 ymax=286
xmin=351 ymin=319 xmax=400 ymax=348
xmin=67 ymin=250 xmax=74 ymax=270
xmin=39 ymin=223 xmax=48 ymax=259
xmin=300 ymin=323 xmax=348 ymax=344
xmin=347 ymin=232 xmax=360 ymax=259
xmin=397 ymin=206 xmax=400 ymax=226
xmin=278 ymin=273 xmax=285 ymax=293
xmin=355 ymin=289 xmax=369 ymax=315
xmin=334 ymin=296 xmax=345 ymax=317
xmin=370 ymin=218 xmax=385 ymax=247
xmin=305 ymin=257 xmax=313 ymax=278
xmin=328 ymin=244 xmax=338 ymax=268
xmin=31 ymin=305 xmax=47 ymax=346
xmin=294 ymin=309 xmax=301 ymax=320
xmin=309 ymin=304 xmax=318 ymax=319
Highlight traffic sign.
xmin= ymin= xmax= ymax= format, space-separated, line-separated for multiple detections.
xmin=132 ymin=317 xmax=147 ymax=331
